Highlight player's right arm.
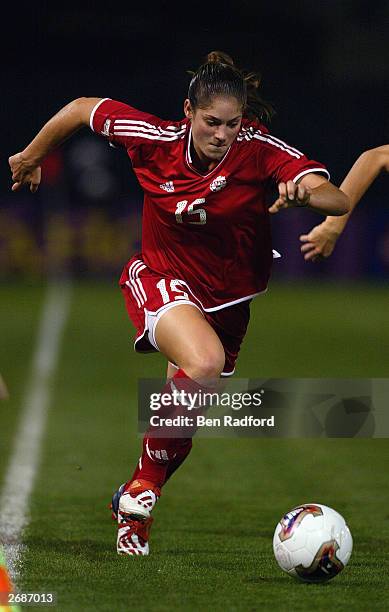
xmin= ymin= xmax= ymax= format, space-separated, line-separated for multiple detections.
xmin=9 ymin=97 xmax=102 ymax=192
xmin=300 ymin=145 xmax=389 ymax=261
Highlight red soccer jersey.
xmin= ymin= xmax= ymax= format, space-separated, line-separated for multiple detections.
xmin=91 ymin=98 xmax=329 ymax=311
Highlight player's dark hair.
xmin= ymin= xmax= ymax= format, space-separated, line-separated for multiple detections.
xmin=188 ymin=51 xmax=275 ymax=123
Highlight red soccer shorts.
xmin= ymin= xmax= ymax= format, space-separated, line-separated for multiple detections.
xmin=119 ymin=254 xmax=251 ymax=376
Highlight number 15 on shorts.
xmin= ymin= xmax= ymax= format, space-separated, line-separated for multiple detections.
xmin=156 ymin=279 xmax=190 ymax=304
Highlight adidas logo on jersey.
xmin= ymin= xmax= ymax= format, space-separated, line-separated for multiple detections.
xmin=210 ymin=175 xmax=227 ymax=192
xmin=160 ymin=181 xmax=175 ymax=193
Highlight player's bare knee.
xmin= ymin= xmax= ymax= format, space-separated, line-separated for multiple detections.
xmin=183 ymin=347 xmax=225 ymax=380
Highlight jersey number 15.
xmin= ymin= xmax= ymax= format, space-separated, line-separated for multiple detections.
xmin=175 ymin=198 xmax=206 ymax=225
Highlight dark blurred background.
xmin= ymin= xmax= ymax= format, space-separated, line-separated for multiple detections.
xmin=2 ymin=1 xmax=389 ymax=280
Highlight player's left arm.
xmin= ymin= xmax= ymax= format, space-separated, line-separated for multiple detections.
xmin=269 ymin=173 xmax=349 ymax=216
xmin=299 ymin=145 xmax=389 ymax=261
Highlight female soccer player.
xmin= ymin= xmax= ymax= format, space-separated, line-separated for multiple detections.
xmin=300 ymin=145 xmax=389 ymax=260
xmin=9 ymin=51 xmax=349 ymax=556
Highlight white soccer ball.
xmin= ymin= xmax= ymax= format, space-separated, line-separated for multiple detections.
xmin=273 ymin=503 xmax=353 ymax=582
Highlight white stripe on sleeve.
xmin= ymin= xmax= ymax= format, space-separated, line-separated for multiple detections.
xmin=89 ymin=98 xmax=111 ymax=132
xmin=293 ymin=167 xmax=330 ymax=183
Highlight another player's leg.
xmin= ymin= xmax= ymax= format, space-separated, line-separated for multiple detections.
xmin=113 ymin=304 xmax=225 ymax=556
xmin=0 ymin=374 xmax=9 ymax=400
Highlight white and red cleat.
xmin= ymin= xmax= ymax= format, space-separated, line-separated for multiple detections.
xmin=111 ymin=479 xmax=160 ymax=556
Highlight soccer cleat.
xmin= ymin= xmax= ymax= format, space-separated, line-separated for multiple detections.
xmin=117 ymin=515 xmax=154 ymax=556
xmin=111 ymin=479 xmax=160 ymax=556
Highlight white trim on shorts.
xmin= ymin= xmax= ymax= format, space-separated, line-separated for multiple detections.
xmin=161 ymin=276 xmax=268 ymax=313
xmin=133 ymin=296 xmax=237 ymax=376
xmin=134 ymin=300 xmax=203 ymax=353
xmin=202 ymin=290 xmax=266 ymax=312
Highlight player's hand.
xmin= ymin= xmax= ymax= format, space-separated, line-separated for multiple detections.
xmin=269 ymin=180 xmax=311 ymax=214
xmin=299 ymin=222 xmax=341 ymax=261
xmin=9 ymin=152 xmax=41 ymax=193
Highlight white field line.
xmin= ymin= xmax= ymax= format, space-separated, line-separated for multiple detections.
xmin=0 ymin=282 xmax=72 ymax=582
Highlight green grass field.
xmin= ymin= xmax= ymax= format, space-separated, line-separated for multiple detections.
xmin=1 ymin=281 xmax=389 ymax=611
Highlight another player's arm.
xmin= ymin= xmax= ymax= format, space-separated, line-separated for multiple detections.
xmin=300 ymin=145 xmax=389 ymax=261
xmin=268 ymin=173 xmax=349 ymax=217
xmin=9 ymin=97 xmax=102 ymax=192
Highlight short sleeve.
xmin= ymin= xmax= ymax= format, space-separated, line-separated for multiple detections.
xmin=89 ymin=98 xmax=185 ymax=161
xmin=255 ymin=129 xmax=330 ymax=184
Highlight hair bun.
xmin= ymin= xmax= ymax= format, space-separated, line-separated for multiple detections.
xmin=206 ymin=50 xmax=234 ymax=66
xmin=188 ymin=52 xmax=274 ymax=123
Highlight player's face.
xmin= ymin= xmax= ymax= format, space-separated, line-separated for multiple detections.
xmin=184 ymin=96 xmax=243 ymax=164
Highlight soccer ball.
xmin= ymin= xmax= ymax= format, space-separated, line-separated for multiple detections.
xmin=273 ymin=503 xmax=353 ymax=582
